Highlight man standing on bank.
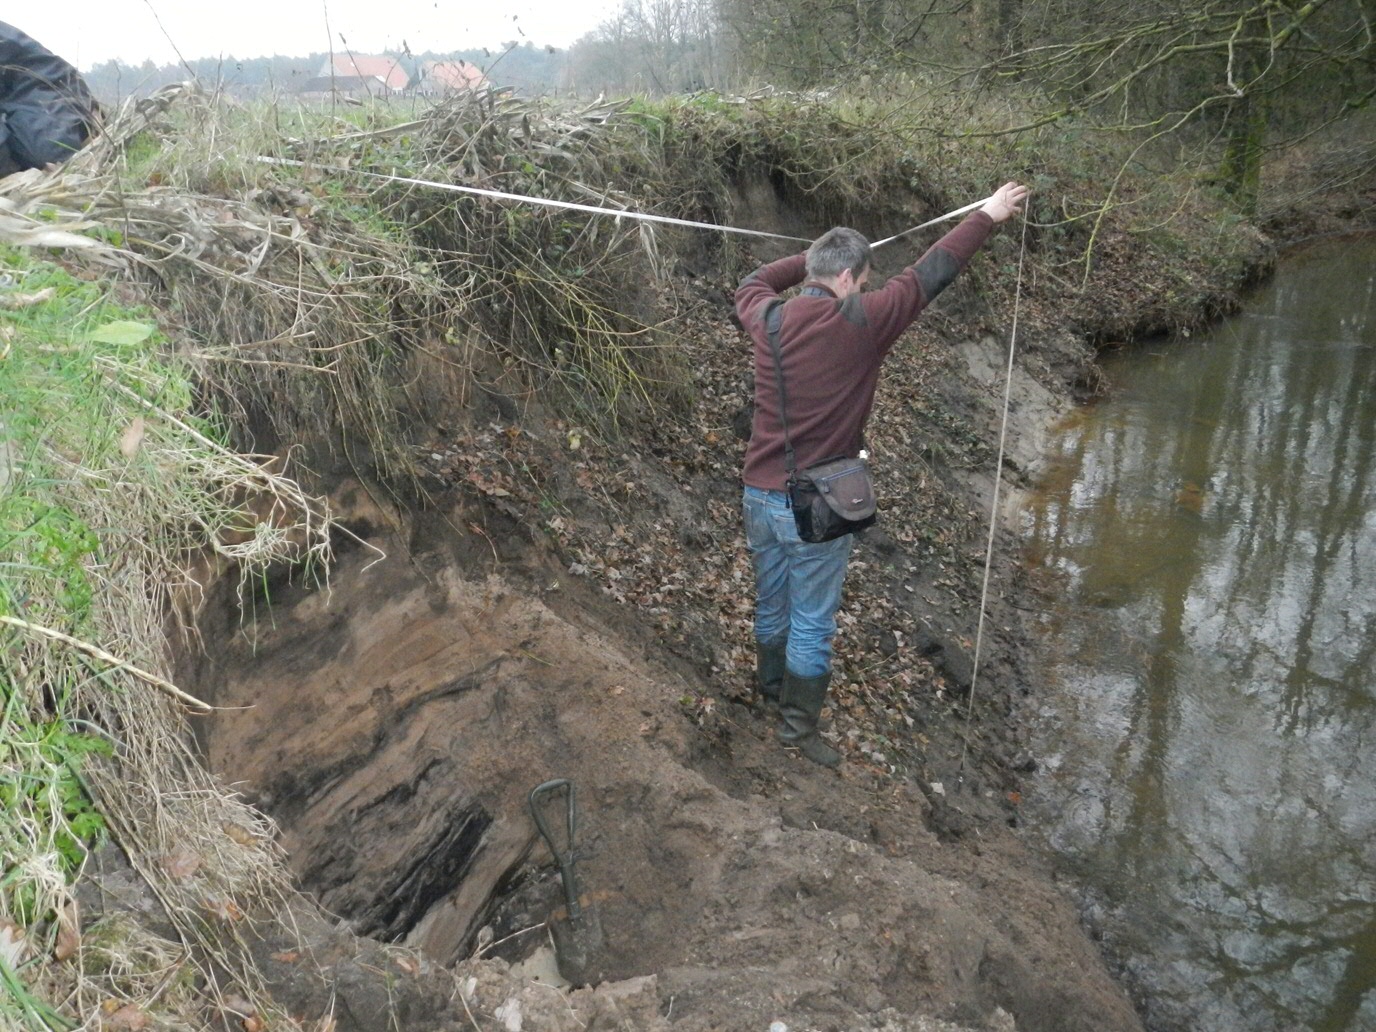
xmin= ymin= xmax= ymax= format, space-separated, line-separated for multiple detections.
xmin=736 ymin=181 xmax=1030 ymax=767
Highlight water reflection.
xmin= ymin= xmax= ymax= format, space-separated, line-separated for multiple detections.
xmin=1022 ymin=237 xmax=1376 ymax=1032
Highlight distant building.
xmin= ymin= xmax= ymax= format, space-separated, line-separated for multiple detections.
xmin=297 ymin=75 xmax=366 ymax=99
xmin=417 ymin=60 xmax=486 ymax=95
xmin=305 ymin=54 xmax=410 ymax=97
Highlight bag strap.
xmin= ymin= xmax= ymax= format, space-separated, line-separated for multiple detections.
xmin=762 ymin=298 xmax=799 ymax=481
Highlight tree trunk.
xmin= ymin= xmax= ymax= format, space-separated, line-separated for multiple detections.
xmin=1220 ymin=90 xmax=1266 ymax=214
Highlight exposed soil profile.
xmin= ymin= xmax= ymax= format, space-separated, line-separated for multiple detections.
xmin=163 ymin=211 xmax=1158 ymax=1029
xmin=179 ymin=481 xmax=1142 ymax=1032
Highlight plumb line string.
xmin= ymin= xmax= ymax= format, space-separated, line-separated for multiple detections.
xmin=958 ymin=210 xmax=1028 ymax=779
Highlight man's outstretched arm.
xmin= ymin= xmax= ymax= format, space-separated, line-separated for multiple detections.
xmin=735 ymin=252 xmax=807 ymax=329
xmin=863 ymin=181 xmax=1030 ymax=347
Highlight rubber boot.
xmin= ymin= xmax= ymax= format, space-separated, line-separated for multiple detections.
xmin=755 ymin=641 xmax=787 ymax=709
xmin=776 ymin=670 xmax=841 ymax=768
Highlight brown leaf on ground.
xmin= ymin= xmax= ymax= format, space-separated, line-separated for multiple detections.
xmin=0 ymin=919 xmax=25 ymax=968
xmin=53 ymin=901 xmax=80 ymax=961
xmin=222 ymin=994 xmax=255 ymax=1017
xmin=203 ymin=896 xmax=245 ymax=922
xmin=222 ymin=822 xmax=257 ymax=847
xmin=159 ymin=850 xmax=202 ymax=881
xmin=100 ymin=1002 xmax=149 ymax=1030
xmin=119 ymin=417 xmax=145 ymax=459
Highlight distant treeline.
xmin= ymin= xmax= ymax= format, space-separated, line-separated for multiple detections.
xmin=80 ymin=43 xmax=566 ymax=104
xmin=73 ymin=0 xmax=1375 ymax=214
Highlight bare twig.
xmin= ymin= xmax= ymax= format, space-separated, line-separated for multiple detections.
xmin=0 ymin=615 xmax=212 ymax=712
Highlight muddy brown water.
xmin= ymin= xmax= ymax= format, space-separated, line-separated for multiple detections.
xmin=1020 ymin=236 xmax=1376 ymax=1031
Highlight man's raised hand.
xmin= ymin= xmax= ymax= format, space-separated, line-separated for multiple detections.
xmin=981 ymin=182 xmax=1030 ymax=224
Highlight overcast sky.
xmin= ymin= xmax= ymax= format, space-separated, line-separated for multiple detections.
xmin=13 ymin=1 xmax=621 ymax=70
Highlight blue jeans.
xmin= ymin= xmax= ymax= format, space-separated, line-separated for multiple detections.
xmin=743 ymin=486 xmax=853 ymax=678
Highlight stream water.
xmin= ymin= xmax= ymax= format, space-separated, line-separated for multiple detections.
xmin=1020 ymin=235 xmax=1376 ymax=1032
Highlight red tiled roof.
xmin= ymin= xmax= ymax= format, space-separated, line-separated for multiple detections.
xmin=422 ymin=60 xmax=485 ymax=91
xmin=321 ymin=54 xmax=409 ymax=91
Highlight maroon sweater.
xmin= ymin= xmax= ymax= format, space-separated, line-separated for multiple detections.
xmin=736 ymin=211 xmax=994 ymax=490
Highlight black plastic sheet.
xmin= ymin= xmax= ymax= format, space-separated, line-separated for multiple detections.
xmin=0 ymin=21 xmax=97 ymax=176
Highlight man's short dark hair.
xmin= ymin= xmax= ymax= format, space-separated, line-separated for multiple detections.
xmin=806 ymin=227 xmax=872 ymax=280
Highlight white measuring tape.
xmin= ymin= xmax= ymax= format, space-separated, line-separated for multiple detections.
xmin=255 ymin=155 xmax=984 ymax=248
xmin=870 ymin=198 xmax=989 ymax=247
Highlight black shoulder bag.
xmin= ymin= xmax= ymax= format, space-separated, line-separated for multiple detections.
xmin=764 ymin=299 xmax=877 ymax=543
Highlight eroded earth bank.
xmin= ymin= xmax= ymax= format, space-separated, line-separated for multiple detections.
xmin=158 ymin=186 xmax=1168 ymax=1032
xmin=102 ymin=127 xmax=1368 ymax=1031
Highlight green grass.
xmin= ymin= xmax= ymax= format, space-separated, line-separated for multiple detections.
xmin=0 ymin=260 xmax=172 ymax=855
xmin=0 ymin=242 xmax=328 ymax=1028
xmin=0 ymin=252 xmax=151 ymax=1025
